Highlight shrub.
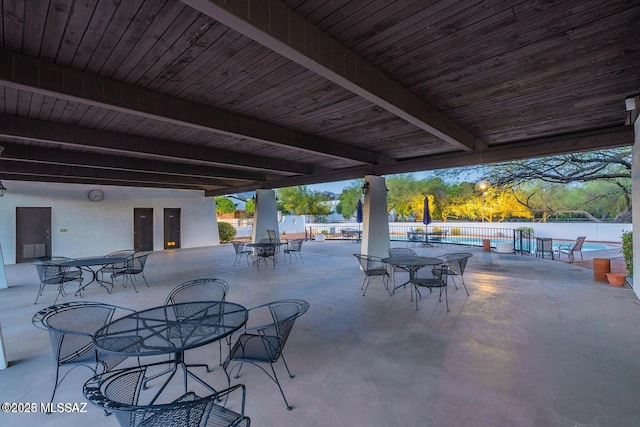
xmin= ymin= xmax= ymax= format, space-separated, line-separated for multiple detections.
xmin=451 ymin=227 xmax=461 ymax=236
xmin=622 ymin=231 xmax=633 ymax=276
xmin=218 ymin=222 xmax=237 ymax=243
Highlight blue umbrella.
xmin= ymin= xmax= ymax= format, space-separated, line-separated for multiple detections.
xmin=356 ymin=199 xmax=363 ymax=223
xmin=423 ymin=196 xmax=432 ymax=225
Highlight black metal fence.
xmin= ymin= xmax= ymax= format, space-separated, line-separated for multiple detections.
xmin=305 ymin=224 xmax=535 ymax=254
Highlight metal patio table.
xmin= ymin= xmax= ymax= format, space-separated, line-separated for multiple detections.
xmin=61 ymin=256 xmax=128 ymax=295
xmin=93 ymin=300 xmax=248 ymax=403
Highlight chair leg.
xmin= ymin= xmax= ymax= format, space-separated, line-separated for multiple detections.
xmin=140 ymin=273 xmax=150 ymax=287
xmin=46 ymin=367 xmax=63 ymax=413
xmin=440 ymin=285 xmax=449 ymax=311
xmin=361 ymin=277 xmax=369 ymax=295
xmin=457 ymin=276 xmax=470 ymax=296
xmin=122 ymin=274 xmax=138 ymax=293
xmin=34 ymin=284 xmax=45 ymax=304
xmin=269 ymin=362 xmax=293 ymax=410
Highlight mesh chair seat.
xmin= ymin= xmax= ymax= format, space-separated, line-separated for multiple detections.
xmin=229 ymin=334 xmax=281 ymax=363
xmin=224 ymin=299 xmax=309 ymax=410
xmin=83 ymin=362 xmax=250 ymax=427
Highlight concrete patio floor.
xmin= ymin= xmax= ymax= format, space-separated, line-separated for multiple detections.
xmin=1 ymin=241 xmax=639 ymax=426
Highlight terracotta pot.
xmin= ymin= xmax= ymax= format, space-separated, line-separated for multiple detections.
xmin=605 ymin=272 xmax=627 ymax=287
xmin=593 ymin=258 xmax=611 ymax=282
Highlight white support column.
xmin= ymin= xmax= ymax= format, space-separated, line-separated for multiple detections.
xmin=251 ymin=189 xmax=280 ymax=243
xmin=0 ymin=243 xmax=6 ymax=289
xmin=360 ymin=175 xmax=390 ymax=258
xmin=632 ymin=117 xmax=640 ymax=299
xmin=0 ymin=323 xmax=7 ymax=369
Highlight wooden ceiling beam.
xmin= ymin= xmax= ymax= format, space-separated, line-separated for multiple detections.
xmin=0 ymin=49 xmax=390 ymax=167
xmin=0 ymin=173 xmax=212 ymax=191
xmin=0 ymin=159 xmax=229 ymax=189
xmin=0 ymin=141 xmax=262 ymax=186
xmin=181 ymin=0 xmax=479 ymax=152
xmin=0 ymin=115 xmax=298 ymax=177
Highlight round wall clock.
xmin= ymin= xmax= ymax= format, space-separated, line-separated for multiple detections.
xmin=88 ymin=189 xmax=105 ymax=202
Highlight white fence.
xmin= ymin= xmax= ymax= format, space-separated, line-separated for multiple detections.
xmin=223 ymin=215 xmax=630 ymax=243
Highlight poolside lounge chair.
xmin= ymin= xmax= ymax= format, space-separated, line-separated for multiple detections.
xmin=555 ymin=236 xmax=586 ymax=263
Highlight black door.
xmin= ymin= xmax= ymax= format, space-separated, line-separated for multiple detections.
xmin=134 ymin=208 xmax=154 ymax=251
xmin=16 ymin=207 xmax=52 ymax=262
xmin=164 ymin=208 xmax=181 ymax=249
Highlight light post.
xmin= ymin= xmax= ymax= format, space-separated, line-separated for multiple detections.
xmin=478 ymin=182 xmax=488 ymax=222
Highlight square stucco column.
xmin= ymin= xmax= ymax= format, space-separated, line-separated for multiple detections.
xmin=360 ymin=175 xmax=390 ymax=258
xmin=251 ymin=189 xmax=280 ymax=243
xmin=0 ymin=243 xmax=6 ymax=289
xmin=633 ymin=117 xmax=640 ymax=299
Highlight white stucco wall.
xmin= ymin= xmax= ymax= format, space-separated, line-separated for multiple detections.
xmin=0 ymin=181 xmax=220 ymax=265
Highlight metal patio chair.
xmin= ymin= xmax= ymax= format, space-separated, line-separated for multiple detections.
xmin=223 ymin=299 xmax=309 ymax=410
xmin=267 ymin=229 xmax=287 ymax=259
xmin=439 ymin=253 xmax=472 ymax=296
xmin=111 ymin=253 xmax=150 ymax=291
xmin=254 ymin=238 xmax=277 ymax=269
xmin=353 ymin=254 xmax=392 ymax=296
xmin=283 ymin=238 xmax=304 ymax=263
xmin=232 ymin=241 xmax=252 ymax=266
xmin=412 ymin=264 xmax=450 ymax=311
xmin=387 ymin=247 xmax=417 ymax=288
xmin=165 ymin=278 xmax=230 ymax=367
xmin=100 ymin=249 xmax=136 ymax=286
xmin=84 ymin=362 xmax=250 ymax=427
xmin=555 ymin=236 xmax=586 ymax=263
xmin=32 ymin=301 xmax=136 ymax=409
xmin=34 ymin=257 xmax=83 ymax=305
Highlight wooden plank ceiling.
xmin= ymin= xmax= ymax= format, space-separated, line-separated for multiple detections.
xmin=0 ymin=0 xmax=637 ymax=196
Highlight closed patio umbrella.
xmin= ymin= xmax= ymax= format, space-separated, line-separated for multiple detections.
xmin=356 ymin=199 xmax=363 ymax=223
xmin=423 ymin=197 xmax=432 ymax=226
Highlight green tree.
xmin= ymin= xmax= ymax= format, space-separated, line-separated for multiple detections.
xmin=386 ymin=175 xmax=423 ymax=220
xmin=215 ymin=197 xmax=236 ymax=216
xmin=479 ymin=148 xmax=631 ymax=222
xmin=276 ymin=186 xmax=332 ymax=216
xmin=336 ymin=181 xmax=363 ymax=219
xmin=244 ymin=198 xmax=255 ymax=215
